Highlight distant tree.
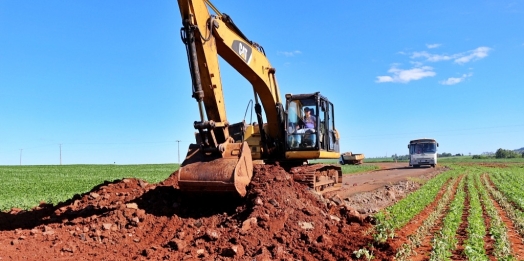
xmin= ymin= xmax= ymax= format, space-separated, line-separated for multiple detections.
xmin=392 ymin=154 xmax=410 ymax=161
xmin=438 ymin=152 xmax=452 ymax=157
xmin=496 ymin=148 xmax=506 ymax=158
xmin=454 ymin=153 xmax=461 ymax=157
xmin=496 ymin=148 xmax=519 ymax=158
xmin=399 ymin=154 xmax=410 ymax=160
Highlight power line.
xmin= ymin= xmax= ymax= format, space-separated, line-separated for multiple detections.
xmin=176 ymin=140 xmax=181 ymax=164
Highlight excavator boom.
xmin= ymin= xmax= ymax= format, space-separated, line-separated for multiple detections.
xmin=176 ymin=0 xmax=342 ymax=196
xmin=177 ymin=0 xmax=280 ymax=196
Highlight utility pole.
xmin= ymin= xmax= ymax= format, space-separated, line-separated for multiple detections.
xmin=59 ymin=144 xmax=62 ymax=165
xmin=19 ymin=149 xmax=23 ymax=166
xmin=176 ymin=140 xmax=181 ymax=164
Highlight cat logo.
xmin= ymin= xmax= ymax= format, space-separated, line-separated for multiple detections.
xmin=232 ymin=40 xmax=252 ymax=64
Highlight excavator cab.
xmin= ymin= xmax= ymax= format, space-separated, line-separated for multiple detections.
xmin=283 ymin=92 xmax=342 ymax=193
xmin=285 ymin=92 xmax=339 ymax=153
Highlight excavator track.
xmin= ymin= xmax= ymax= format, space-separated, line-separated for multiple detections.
xmin=290 ymin=164 xmax=342 ymax=194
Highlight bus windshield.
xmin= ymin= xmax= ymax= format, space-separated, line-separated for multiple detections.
xmin=410 ymin=143 xmax=437 ymax=154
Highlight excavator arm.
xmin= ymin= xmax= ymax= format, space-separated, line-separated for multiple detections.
xmin=178 ymin=0 xmax=283 ymax=144
xmin=177 ymin=0 xmax=285 ymax=196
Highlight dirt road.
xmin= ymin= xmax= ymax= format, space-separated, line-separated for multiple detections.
xmin=340 ymin=163 xmax=440 ymax=196
xmin=324 ymin=162 xmax=445 ymax=215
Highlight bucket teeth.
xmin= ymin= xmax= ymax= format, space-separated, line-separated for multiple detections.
xmin=178 ymin=142 xmax=253 ymax=197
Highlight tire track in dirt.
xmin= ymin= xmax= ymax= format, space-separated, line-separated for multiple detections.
xmin=484 ymin=174 xmax=524 ymax=259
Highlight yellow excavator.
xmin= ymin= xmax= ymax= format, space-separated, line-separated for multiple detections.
xmin=176 ymin=0 xmax=342 ymax=197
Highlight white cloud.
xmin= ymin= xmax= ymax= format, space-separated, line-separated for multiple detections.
xmin=454 ymin=47 xmax=491 ymax=64
xmin=426 ymin=43 xmax=441 ymax=49
xmin=376 ymin=76 xmax=394 ymax=82
xmin=379 ymin=46 xmax=490 ymax=84
xmin=411 ymin=51 xmax=457 ymax=62
xmin=278 ymin=50 xmax=302 ymax=57
xmin=439 ymin=73 xmax=473 ymax=85
xmin=410 ymin=61 xmax=424 ymax=67
xmin=411 ymin=46 xmax=491 ymax=64
xmin=376 ymin=65 xmax=436 ymax=83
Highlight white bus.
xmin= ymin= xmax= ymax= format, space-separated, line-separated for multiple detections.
xmin=408 ymin=138 xmax=439 ymax=168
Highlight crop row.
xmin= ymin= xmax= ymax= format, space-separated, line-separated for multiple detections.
xmin=463 ymin=172 xmax=488 ymax=260
xmin=490 ymin=169 xmax=524 ymax=211
xmin=484 ymin=167 xmax=524 ymax=239
xmin=373 ymin=167 xmax=462 ymax=243
xmin=366 ymin=162 xmax=524 ymax=260
xmin=371 ymin=164 xmax=524 ymax=260
xmin=429 ymin=173 xmax=466 ymax=260
xmin=395 ymin=175 xmax=461 ymax=261
xmin=429 ymin=168 xmax=519 ymax=260
xmin=474 ymin=172 xmax=514 ymax=260
xmin=428 ymin=166 xmax=523 ymax=260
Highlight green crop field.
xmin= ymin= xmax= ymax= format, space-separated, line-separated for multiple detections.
xmin=438 ymin=156 xmax=524 ymax=163
xmin=371 ymin=162 xmax=524 ymax=260
xmin=0 ymin=164 xmax=178 ymax=211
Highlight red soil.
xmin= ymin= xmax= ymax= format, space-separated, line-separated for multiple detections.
xmin=0 ymin=164 xmax=397 ymax=260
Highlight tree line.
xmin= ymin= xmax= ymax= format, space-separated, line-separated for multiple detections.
xmin=472 ymin=148 xmax=523 ymax=159
xmin=391 ymin=152 xmax=463 ymax=161
xmin=390 ymin=148 xmax=523 ymax=160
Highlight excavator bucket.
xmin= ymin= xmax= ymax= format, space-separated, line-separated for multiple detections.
xmin=178 ymin=141 xmax=253 ymax=197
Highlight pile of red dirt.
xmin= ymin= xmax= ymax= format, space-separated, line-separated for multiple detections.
xmin=0 ymin=164 xmax=395 ymax=260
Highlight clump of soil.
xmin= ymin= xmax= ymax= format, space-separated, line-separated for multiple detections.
xmin=0 ymin=164 xmax=397 ymax=260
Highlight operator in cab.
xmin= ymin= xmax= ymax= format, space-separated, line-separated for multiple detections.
xmin=293 ymin=107 xmax=317 ymax=147
xmin=301 ymin=107 xmax=316 ymax=130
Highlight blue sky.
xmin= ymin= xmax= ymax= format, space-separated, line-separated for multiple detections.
xmin=1 ymin=1 xmax=523 ymax=165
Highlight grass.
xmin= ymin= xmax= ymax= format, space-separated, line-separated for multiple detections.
xmin=309 ymin=159 xmax=381 ymax=174
xmin=406 ymin=176 xmax=429 ymax=185
xmin=341 ymin=164 xmax=380 ymax=174
xmin=0 ymin=164 xmax=178 ymax=211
